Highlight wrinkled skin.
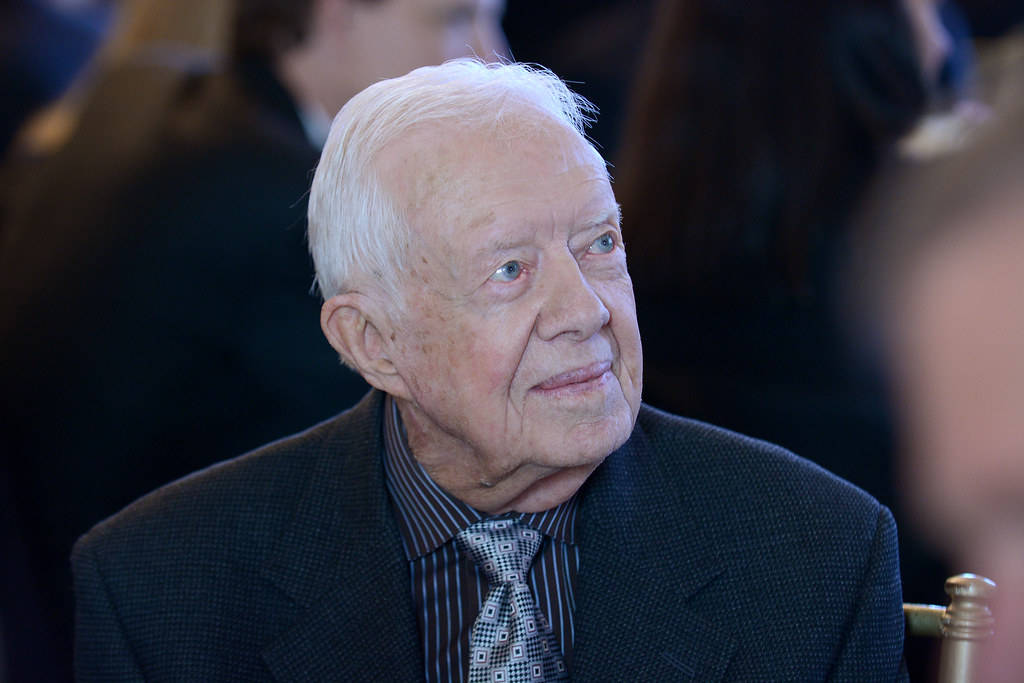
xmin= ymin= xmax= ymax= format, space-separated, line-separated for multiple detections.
xmin=377 ymin=118 xmax=643 ymax=514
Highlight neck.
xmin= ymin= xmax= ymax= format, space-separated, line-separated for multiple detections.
xmin=274 ymin=42 xmax=346 ymax=119
xmin=396 ymin=399 xmax=598 ymax=515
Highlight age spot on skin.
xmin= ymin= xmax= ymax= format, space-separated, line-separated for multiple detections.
xmin=467 ymin=210 xmax=496 ymax=231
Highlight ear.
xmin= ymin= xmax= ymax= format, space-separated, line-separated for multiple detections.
xmin=320 ymin=293 xmax=413 ymax=400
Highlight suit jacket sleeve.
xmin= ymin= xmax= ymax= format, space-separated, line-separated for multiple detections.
xmin=72 ymin=540 xmax=146 ymax=682
xmin=828 ymin=506 xmax=908 ymax=682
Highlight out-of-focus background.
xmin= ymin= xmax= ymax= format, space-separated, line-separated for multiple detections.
xmin=3 ymin=1 xmax=1024 ymax=680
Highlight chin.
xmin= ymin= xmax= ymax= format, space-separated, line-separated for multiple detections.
xmin=545 ymin=411 xmax=634 ymax=467
xmin=509 ymin=462 xmax=603 ymax=513
xmin=589 ymin=401 xmax=636 ymax=443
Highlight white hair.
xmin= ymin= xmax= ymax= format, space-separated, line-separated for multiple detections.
xmin=307 ymin=58 xmax=599 ymax=306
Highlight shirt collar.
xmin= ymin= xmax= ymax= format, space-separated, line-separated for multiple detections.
xmin=296 ymin=100 xmax=331 ymax=149
xmin=382 ymin=395 xmax=579 ymax=560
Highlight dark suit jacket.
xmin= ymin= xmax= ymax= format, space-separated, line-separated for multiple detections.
xmin=0 ymin=57 xmax=367 ymax=679
xmin=73 ymin=391 xmax=906 ymax=681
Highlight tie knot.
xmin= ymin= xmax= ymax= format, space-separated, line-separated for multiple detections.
xmin=456 ymin=518 xmax=543 ymax=586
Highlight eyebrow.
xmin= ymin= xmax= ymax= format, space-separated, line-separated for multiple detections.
xmin=480 ymin=207 xmax=621 ymax=254
xmin=576 ymin=206 xmax=622 ymax=234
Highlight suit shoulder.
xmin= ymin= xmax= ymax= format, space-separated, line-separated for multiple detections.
xmin=74 ymin=392 xmax=380 ymax=567
xmin=624 ymin=410 xmax=903 ymax=680
xmin=635 ymin=403 xmax=883 ymax=532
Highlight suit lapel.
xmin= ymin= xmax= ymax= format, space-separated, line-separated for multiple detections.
xmin=571 ymin=419 xmax=737 ymax=681
xmin=258 ymin=392 xmax=423 ymax=681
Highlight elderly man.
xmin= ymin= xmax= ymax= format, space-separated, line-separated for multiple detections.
xmin=73 ymin=60 xmax=906 ymax=681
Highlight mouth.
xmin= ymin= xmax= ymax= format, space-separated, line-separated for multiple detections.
xmin=533 ymin=361 xmax=613 ymax=394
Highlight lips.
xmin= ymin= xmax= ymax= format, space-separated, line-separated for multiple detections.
xmin=534 ymin=361 xmax=613 ymax=391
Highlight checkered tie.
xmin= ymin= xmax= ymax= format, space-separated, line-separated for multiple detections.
xmin=456 ymin=518 xmax=569 ymax=682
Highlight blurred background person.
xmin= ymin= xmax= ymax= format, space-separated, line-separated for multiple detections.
xmin=5 ymin=0 xmax=234 ymax=161
xmin=0 ymin=0 xmax=507 ymax=679
xmin=501 ymin=0 xmax=656 ymax=160
xmin=856 ymin=88 xmax=1024 ymax=683
xmin=0 ymin=0 xmax=113 ymax=159
xmin=615 ymin=0 xmax=938 ymax=616
xmin=898 ymin=0 xmax=996 ymax=159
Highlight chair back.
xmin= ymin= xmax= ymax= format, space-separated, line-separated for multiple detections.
xmin=904 ymin=573 xmax=996 ymax=683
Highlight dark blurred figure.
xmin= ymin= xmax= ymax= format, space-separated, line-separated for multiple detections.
xmin=857 ymin=90 xmax=1024 ymax=683
xmin=0 ymin=0 xmax=507 ymax=679
xmin=615 ymin=0 xmax=941 ymax=657
xmin=957 ymin=0 xmax=1024 ymax=36
xmin=618 ymin=0 xmax=928 ymax=489
xmin=0 ymin=0 xmax=112 ymax=158
xmin=502 ymin=0 xmax=655 ymax=160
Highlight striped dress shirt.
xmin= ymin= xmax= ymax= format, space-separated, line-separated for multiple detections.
xmin=381 ymin=396 xmax=581 ymax=683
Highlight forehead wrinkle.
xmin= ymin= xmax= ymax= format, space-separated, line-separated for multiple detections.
xmin=564 ymin=183 xmax=619 ymax=237
xmin=465 ymin=208 xmax=497 ymax=234
xmin=467 ymin=179 xmax=617 ymax=260
xmin=375 ymin=123 xmax=470 ymax=222
xmin=388 ymin=117 xmax=612 ymax=281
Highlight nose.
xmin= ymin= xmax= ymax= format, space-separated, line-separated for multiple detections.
xmin=471 ymin=1 xmax=509 ymax=62
xmin=535 ymin=254 xmax=610 ymax=342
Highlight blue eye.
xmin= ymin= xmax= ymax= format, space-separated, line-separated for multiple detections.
xmin=589 ymin=232 xmax=616 ymax=254
xmin=491 ymin=260 xmax=522 ymax=282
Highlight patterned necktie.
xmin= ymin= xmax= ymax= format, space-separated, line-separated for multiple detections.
xmin=456 ymin=518 xmax=569 ymax=682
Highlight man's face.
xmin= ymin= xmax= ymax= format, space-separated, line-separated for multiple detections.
xmin=379 ymin=117 xmax=643 ymax=514
xmin=345 ymin=0 xmax=507 ymax=89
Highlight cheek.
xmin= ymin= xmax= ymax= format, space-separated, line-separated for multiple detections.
xmin=605 ymin=283 xmax=644 ymax=407
xmin=411 ymin=301 xmax=527 ymax=407
xmin=462 ymin=323 xmax=528 ymax=399
xmin=605 ymin=283 xmax=642 ymax=351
